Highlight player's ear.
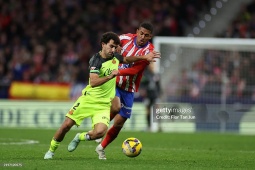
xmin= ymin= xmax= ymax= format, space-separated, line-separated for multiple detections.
xmin=101 ymin=42 xmax=105 ymax=48
xmin=149 ymin=34 xmax=152 ymax=40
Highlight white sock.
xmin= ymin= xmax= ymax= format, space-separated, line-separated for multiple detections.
xmin=85 ymin=134 xmax=91 ymax=140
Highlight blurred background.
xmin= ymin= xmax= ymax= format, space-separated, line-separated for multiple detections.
xmin=1 ymin=0 xmax=255 ymax=134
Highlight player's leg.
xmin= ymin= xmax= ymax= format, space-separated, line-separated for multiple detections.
xmin=101 ymin=89 xmax=133 ymax=149
xmin=63 ymin=95 xmax=90 ymax=153
xmin=96 ymin=114 xmax=127 ymax=159
xmin=68 ymin=100 xmax=110 ymax=152
xmin=69 ymin=122 xmax=109 ymax=152
xmin=95 ymin=92 xmax=121 ymax=144
xmin=110 ymin=95 xmax=121 ymax=120
xmin=96 ymin=88 xmax=134 ymax=159
xmin=86 ymin=123 xmax=108 ymax=139
xmin=44 ymin=117 xmax=75 ymax=159
xmin=95 ymin=90 xmax=121 ymax=143
xmin=101 ymin=114 xmax=127 ymax=148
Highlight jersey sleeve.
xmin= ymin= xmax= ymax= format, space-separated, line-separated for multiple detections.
xmin=118 ymin=60 xmax=149 ymax=76
xmin=114 ymin=52 xmax=124 ymax=63
xmin=89 ymin=55 xmax=102 ymax=74
xmin=146 ymin=44 xmax=155 ymax=54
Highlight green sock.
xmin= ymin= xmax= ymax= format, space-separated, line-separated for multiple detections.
xmin=79 ymin=132 xmax=91 ymax=141
xmin=49 ymin=138 xmax=60 ymax=152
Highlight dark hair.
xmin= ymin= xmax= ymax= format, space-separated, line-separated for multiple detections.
xmin=139 ymin=21 xmax=154 ymax=33
xmin=100 ymin=32 xmax=120 ymax=45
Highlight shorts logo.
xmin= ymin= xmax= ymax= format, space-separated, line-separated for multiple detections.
xmin=102 ymin=116 xmax=110 ymax=123
xmin=121 ymin=103 xmax=132 ymax=110
xmin=68 ymin=110 xmax=74 ymax=115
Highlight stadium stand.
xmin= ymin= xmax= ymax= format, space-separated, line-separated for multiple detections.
xmin=0 ymin=0 xmax=214 ymax=99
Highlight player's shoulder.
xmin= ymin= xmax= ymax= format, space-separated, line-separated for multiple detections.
xmin=90 ymin=53 xmax=100 ymax=60
xmin=147 ymin=42 xmax=155 ymax=50
xmin=119 ymin=33 xmax=136 ymax=40
xmin=141 ymin=42 xmax=154 ymax=52
xmin=89 ymin=53 xmax=102 ymax=66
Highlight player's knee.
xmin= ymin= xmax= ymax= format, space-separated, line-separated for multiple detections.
xmin=111 ymin=105 xmax=121 ymax=114
xmin=111 ymin=106 xmax=121 ymax=114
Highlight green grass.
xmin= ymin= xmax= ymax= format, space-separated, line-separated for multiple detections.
xmin=0 ymin=128 xmax=255 ymax=170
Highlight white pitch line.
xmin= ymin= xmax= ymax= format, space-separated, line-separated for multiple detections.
xmin=0 ymin=138 xmax=39 ymax=145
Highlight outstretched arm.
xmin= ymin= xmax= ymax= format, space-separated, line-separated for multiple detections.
xmin=115 ymin=51 xmax=161 ymax=64
xmin=118 ymin=60 xmax=148 ymax=76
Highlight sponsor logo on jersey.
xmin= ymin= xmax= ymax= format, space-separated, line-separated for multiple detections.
xmin=118 ymin=64 xmax=131 ymax=69
xmin=103 ymin=68 xmax=114 ymax=76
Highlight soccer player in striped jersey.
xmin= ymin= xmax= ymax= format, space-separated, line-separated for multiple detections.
xmin=44 ymin=31 xmax=159 ymax=159
xmin=95 ymin=21 xmax=160 ymax=159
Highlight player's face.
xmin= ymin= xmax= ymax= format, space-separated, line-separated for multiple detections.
xmin=102 ymin=39 xmax=118 ymax=58
xmin=136 ymin=27 xmax=152 ymax=46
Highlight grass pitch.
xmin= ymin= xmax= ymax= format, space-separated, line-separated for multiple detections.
xmin=0 ymin=128 xmax=255 ymax=170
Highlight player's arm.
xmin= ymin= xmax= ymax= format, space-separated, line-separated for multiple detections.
xmin=90 ymin=70 xmax=118 ymax=88
xmin=118 ymin=60 xmax=149 ymax=76
xmin=114 ymin=51 xmax=160 ymax=64
xmin=88 ymin=54 xmax=118 ymax=88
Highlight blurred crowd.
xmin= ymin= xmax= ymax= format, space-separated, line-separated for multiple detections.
xmin=3 ymin=0 xmax=255 ymax=102
xmin=0 ymin=0 xmax=213 ymax=98
xmin=167 ymin=0 xmax=255 ymax=103
xmin=219 ymin=0 xmax=255 ymax=38
xmin=167 ymin=50 xmax=255 ymax=102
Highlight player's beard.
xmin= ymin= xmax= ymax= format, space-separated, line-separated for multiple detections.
xmin=107 ymin=52 xmax=114 ymax=59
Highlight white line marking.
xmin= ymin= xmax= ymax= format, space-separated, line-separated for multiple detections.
xmin=0 ymin=138 xmax=39 ymax=145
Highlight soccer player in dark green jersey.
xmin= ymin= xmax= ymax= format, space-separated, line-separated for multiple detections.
xmin=44 ymin=32 xmax=160 ymax=159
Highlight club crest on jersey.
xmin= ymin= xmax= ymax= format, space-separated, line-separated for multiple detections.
xmin=112 ymin=59 xmax=116 ymax=64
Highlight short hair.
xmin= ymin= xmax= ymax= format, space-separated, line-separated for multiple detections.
xmin=139 ymin=21 xmax=154 ymax=33
xmin=100 ymin=32 xmax=120 ymax=45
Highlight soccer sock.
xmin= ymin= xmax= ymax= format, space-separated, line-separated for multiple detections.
xmin=49 ymin=138 xmax=60 ymax=152
xmin=78 ymin=132 xmax=91 ymax=141
xmin=101 ymin=126 xmax=121 ymax=148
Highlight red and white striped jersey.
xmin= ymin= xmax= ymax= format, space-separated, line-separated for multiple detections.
xmin=116 ymin=33 xmax=154 ymax=92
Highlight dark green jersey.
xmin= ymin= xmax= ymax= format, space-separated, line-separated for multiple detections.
xmin=82 ymin=52 xmax=123 ymax=103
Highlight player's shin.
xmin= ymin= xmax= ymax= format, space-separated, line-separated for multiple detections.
xmin=101 ymin=126 xmax=121 ymax=148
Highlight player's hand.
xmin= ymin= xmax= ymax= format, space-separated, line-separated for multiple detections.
xmin=108 ymin=70 xmax=119 ymax=79
xmin=116 ymin=45 xmax=122 ymax=54
xmin=145 ymin=51 xmax=161 ymax=62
